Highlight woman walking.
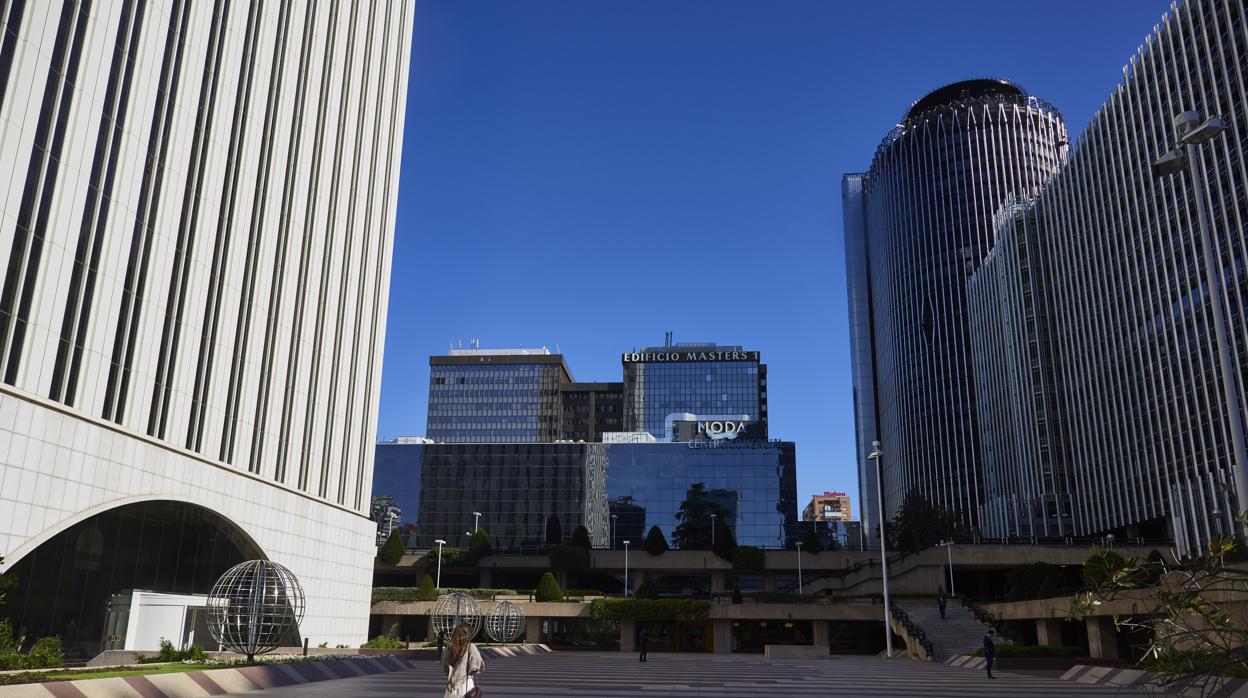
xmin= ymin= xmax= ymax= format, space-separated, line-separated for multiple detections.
xmin=443 ymin=623 xmax=484 ymax=697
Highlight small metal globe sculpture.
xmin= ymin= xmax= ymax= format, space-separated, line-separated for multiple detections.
xmin=207 ymin=560 xmax=305 ymax=661
xmin=431 ymin=592 xmax=482 ymax=638
xmin=485 ymin=600 xmax=525 ymax=643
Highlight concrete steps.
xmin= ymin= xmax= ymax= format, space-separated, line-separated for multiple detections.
xmin=898 ymin=604 xmax=990 ymax=662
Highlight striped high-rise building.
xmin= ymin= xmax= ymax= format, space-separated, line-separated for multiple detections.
xmin=0 ymin=0 xmax=412 ymax=655
xmin=967 ymin=0 xmax=1248 ymax=554
xmin=843 ymin=80 xmax=1069 ymax=539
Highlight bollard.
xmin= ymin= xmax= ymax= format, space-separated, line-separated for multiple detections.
xmin=303 ymin=637 xmax=308 ymax=657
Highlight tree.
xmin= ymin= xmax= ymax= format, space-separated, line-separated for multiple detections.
xmin=886 ymin=489 xmax=962 ymax=551
xmin=801 ymin=528 xmax=824 ymax=554
xmin=467 ymin=529 xmax=492 ymax=562
xmin=535 ymin=572 xmax=563 ymax=602
xmin=643 ymin=526 xmax=669 ymax=555
xmin=416 ymin=574 xmax=437 ymax=600
xmin=1081 ymin=546 xmax=1127 ymax=589
xmin=1070 ymin=516 xmax=1248 ymax=695
xmin=378 ymin=529 xmax=405 ymax=566
xmin=569 ymin=525 xmax=593 ymax=549
xmin=634 ymin=574 xmax=657 ymax=599
xmin=673 ymin=483 xmax=733 ymax=550
xmin=545 ymin=514 xmax=563 ymax=546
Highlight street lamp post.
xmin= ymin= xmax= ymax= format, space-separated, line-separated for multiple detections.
xmin=868 ymin=441 xmax=894 ymax=658
xmin=711 ymin=513 xmax=717 ymax=547
xmin=623 ymin=540 xmax=631 ymax=597
xmin=1153 ymin=110 xmax=1248 ymax=536
xmin=795 ymin=541 xmax=803 ymax=594
xmin=939 ymin=540 xmax=956 ymax=597
xmin=611 ymin=514 xmax=618 ymax=550
xmin=472 ymin=512 xmax=482 ymax=533
xmin=434 ymin=539 xmax=447 ymax=589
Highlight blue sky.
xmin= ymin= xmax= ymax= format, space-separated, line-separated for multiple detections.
xmin=380 ymin=0 xmax=1171 ymax=510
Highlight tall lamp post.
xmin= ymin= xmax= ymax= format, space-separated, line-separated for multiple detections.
xmin=434 ymin=539 xmax=447 ymax=589
xmin=1153 ymin=110 xmax=1248 ymax=536
xmin=868 ymin=440 xmax=893 ymax=658
xmin=795 ymin=541 xmax=803 ymax=594
xmin=710 ymin=513 xmax=717 ymax=547
xmin=623 ymin=540 xmax=631 ymax=597
xmin=938 ymin=539 xmax=956 ymax=597
xmin=472 ymin=512 xmax=482 ymax=533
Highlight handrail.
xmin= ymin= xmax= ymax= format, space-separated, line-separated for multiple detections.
xmin=889 ymin=605 xmax=934 ymax=660
xmin=961 ymin=597 xmax=1020 ymax=644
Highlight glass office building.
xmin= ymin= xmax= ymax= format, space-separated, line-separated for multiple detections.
xmin=426 ymin=349 xmax=572 ymax=443
xmin=622 ymin=343 xmax=767 ymax=441
xmin=843 ymin=79 xmax=1068 ymax=534
xmin=375 ymin=441 xmax=798 ymax=551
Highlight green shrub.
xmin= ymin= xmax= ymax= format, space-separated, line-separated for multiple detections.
xmin=562 ymin=589 xmax=605 ymax=597
xmin=590 ymin=598 xmax=709 ymax=623
xmin=733 ymin=546 xmax=764 ymax=570
xmin=712 ymin=518 xmax=738 ymax=561
xmin=435 ymin=546 xmax=471 ymax=567
xmin=535 ymin=572 xmax=563 ymax=602
xmin=467 ymin=529 xmax=493 ymax=562
xmin=417 ymin=574 xmax=437 ymax=601
xmin=549 ymin=544 xmax=591 ymax=572
xmin=800 ymin=528 xmax=824 ymax=554
xmin=361 ymin=635 xmax=405 ymax=649
xmin=634 ymin=575 xmax=657 ymax=599
xmin=1081 ymin=547 xmax=1127 ymax=589
xmin=135 ymin=638 xmax=204 ymax=664
xmin=643 ymin=526 xmax=669 ymax=555
xmin=569 ymin=525 xmax=593 ymax=549
xmin=378 ymin=529 xmax=406 ymax=566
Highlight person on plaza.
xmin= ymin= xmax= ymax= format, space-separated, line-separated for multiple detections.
xmin=437 ymin=629 xmax=446 ymax=660
xmin=982 ymin=630 xmax=997 ymax=679
xmin=937 ymin=588 xmax=947 ymax=620
xmin=638 ymin=627 xmax=649 ymax=663
xmin=443 ymin=622 xmax=484 ymax=698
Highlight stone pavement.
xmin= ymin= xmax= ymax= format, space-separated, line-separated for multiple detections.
xmin=242 ymin=652 xmax=1150 ymax=697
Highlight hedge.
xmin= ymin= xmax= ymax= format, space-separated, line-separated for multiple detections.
xmin=589 ymin=598 xmax=709 ymax=623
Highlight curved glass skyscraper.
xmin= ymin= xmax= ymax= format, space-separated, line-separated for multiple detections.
xmin=844 ymin=80 xmax=1068 ymax=535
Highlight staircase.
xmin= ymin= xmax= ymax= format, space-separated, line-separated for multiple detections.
xmin=897 ymin=603 xmax=991 ymax=662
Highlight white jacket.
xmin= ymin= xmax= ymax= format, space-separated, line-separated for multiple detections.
xmin=444 ymin=643 xmax=484 ymax=697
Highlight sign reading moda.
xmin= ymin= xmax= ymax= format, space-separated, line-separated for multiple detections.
xmin=623 ymin=351 xmax=760 ymax=363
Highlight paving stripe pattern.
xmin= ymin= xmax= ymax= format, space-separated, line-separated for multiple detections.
xmin=240 ymin=652 xmax=1152 ymax=697
xmin=0 ymin=656 xmax=417 ymax=698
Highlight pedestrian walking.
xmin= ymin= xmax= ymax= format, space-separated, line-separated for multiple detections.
xmin=443 ymin=622 xmax=484 ymax=698
xmin=983 ymin=630 xmax=996 ymax=679
xmin=437 ymin=629 xmax=446 ymax=660
xmin=638 ymin=627 xmax=649 ymax=663
xmin=937 ymin=592 xmax=947 ymax=620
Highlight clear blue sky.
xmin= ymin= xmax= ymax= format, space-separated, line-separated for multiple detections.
xmin=379 ymin=0 xmax=1171 ymax=511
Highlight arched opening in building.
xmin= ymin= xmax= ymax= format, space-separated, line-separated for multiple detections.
xmin=2 ymin=500 xmax=264 ymax=662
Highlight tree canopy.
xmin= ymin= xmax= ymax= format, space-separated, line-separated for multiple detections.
xmin=886 ymin=489 xmax=963 ymax=551
xmin=378 ymin=529 xmax=405 ymax=565
xmin=673 ymin=482 xmax=735 ymax=550
xmin=643 ymin=525 xmax=669 ymax=555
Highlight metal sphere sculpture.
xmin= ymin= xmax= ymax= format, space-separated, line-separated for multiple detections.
xmin=207 ymin=560 xmax=305 ymax=661
xmin=431 ymin=592 xmax=482 ymax=638
xmin=485 ymin=600 xmax=525 ymax=643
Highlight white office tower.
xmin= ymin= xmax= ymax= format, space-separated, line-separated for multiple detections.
xmin=0 ymin=0 xmax=412 ymax=655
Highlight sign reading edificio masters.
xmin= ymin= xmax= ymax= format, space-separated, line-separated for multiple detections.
xmin=622 ymin=350 xmax=759 ymax=363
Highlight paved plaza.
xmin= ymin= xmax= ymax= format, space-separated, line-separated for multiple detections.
xmin=243 ymin=652 xmax=1148 ymax=697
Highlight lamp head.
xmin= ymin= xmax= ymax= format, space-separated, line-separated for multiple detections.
xmin=1152 ymin=148 xmax=1188 ymax=178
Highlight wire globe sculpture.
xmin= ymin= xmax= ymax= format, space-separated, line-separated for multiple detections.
xmin=485 ymin=600 xmax=525 ymax=643
xmin=431 ymin=592 xmax=482 ymax=638
xmin=207 ymin=560 xmax=305 ymax=661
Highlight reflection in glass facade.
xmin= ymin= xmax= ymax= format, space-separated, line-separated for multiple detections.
xmin=622 ymin=345 xmax=767 ymax=440
xmin=426 ymin=353 xmax=571 ymax=443
xmin=375 ymin=441 xmax=798 ymax=551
